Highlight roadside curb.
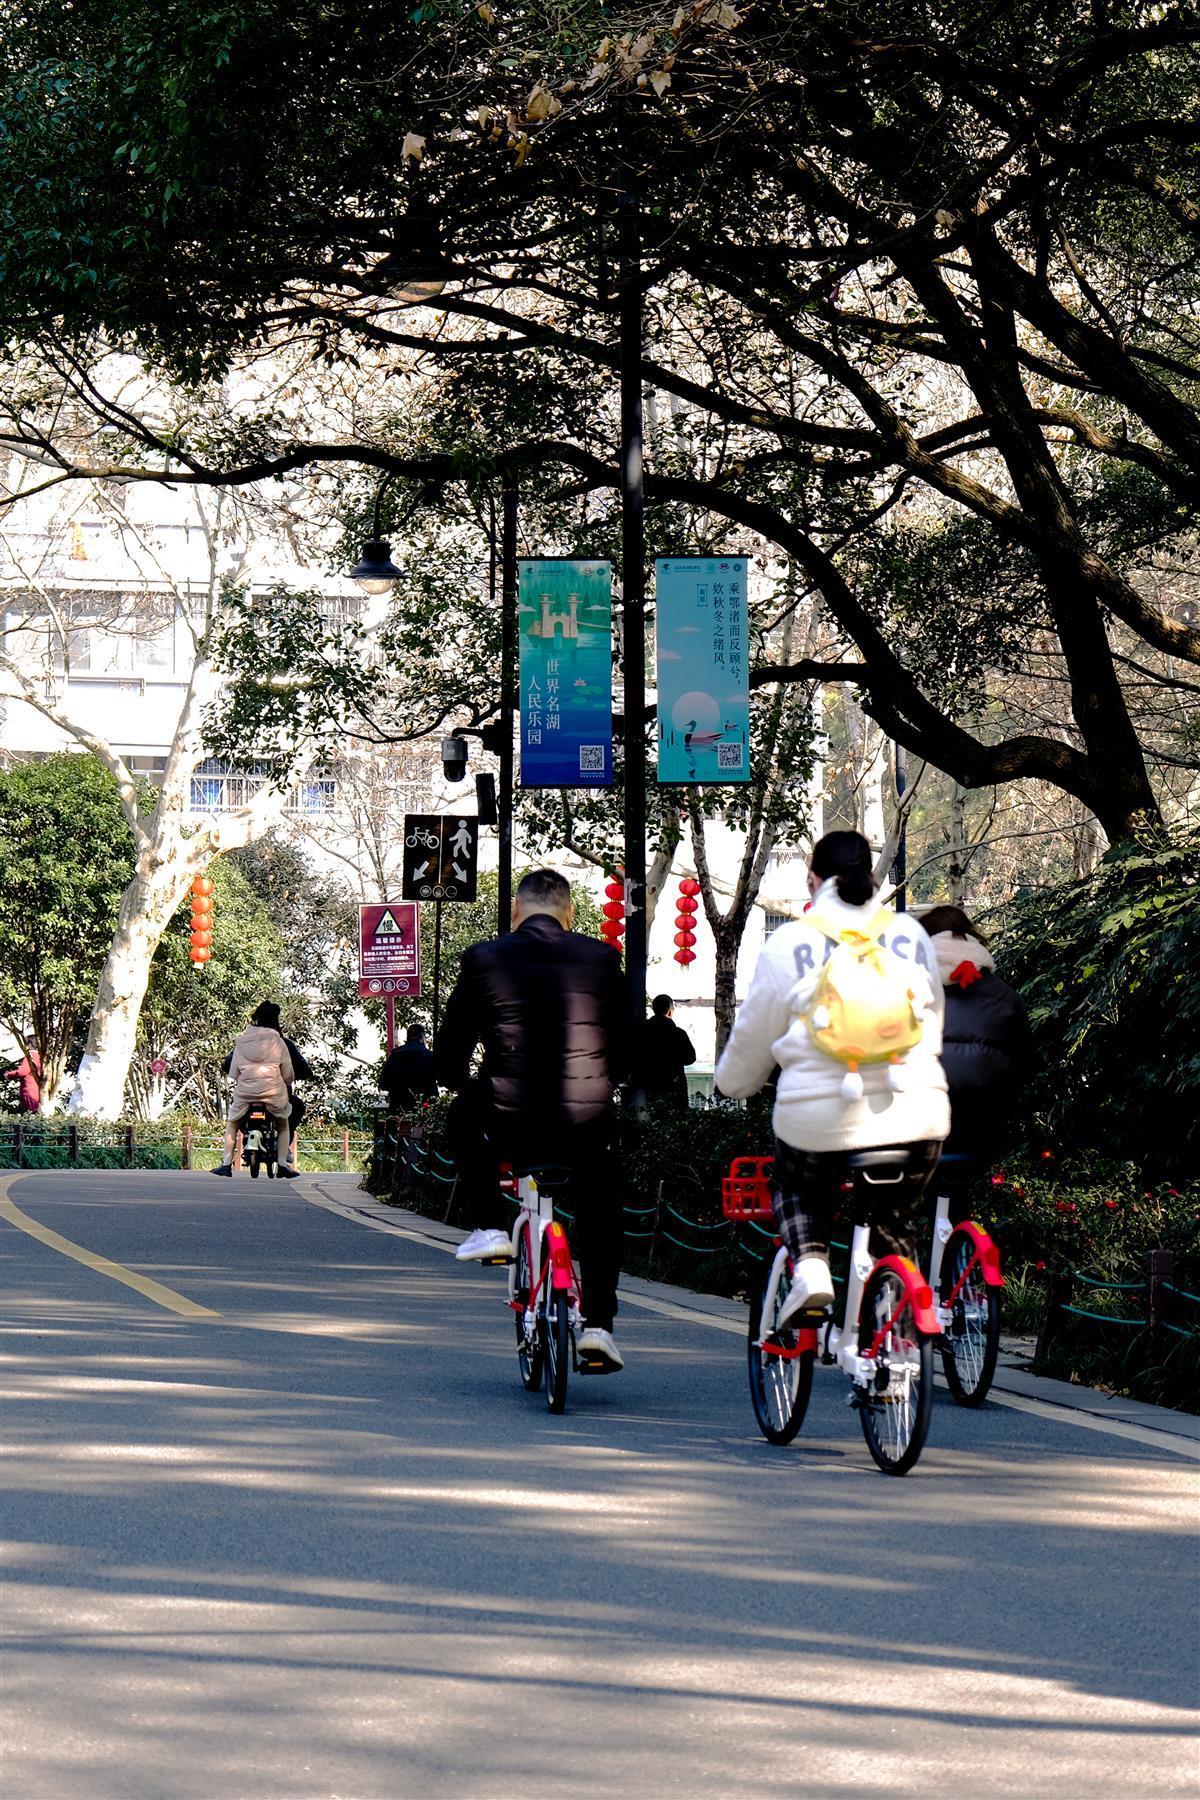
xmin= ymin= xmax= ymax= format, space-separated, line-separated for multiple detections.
xmin=304 ymin=1174 xmax=1200 ymax=1460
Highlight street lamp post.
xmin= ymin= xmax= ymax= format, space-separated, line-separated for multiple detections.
xmin=619 ymin=181 xmax=647 ymax=1101
xmin=497 ymin=483 xmax=518 ymax=937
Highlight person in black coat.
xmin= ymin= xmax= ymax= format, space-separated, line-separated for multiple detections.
xmin=379 ymin=1024 xmax=437 ymax=1116
xmin=435 ymin=868 xmax=629 ymax=1369
xmin=642 ymin=994 xmax=696 ymax=1110
xmin=921 ymin=906 xmax=1032 ymax=1169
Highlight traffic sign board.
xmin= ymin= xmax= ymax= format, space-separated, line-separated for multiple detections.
xmin=358 ymin=900 xmax=421 ymax=999
xmin=401 ymin=814 xmax=479 ymax=903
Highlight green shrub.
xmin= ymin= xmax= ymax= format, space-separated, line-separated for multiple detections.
xmin=993 ymin=835 xmax=1200 ymax=1179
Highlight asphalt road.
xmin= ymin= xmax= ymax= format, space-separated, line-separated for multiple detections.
xmin=2 ymin=1169 xmax=1197 ymax=1800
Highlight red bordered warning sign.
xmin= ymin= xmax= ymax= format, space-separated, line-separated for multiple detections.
xmin=358 ymin=901 xmax=421 ymax=998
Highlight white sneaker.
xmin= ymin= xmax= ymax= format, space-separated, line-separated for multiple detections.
xmin=776 ymin=1257 xmax=835 ymax=1329
xmin=578 ymin=1327 xmax=624 ymax=1373
xmin=455 ymin=1227 xmax=514 ymax=1263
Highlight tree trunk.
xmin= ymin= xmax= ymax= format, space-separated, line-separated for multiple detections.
xmin=948 ymin=785 xmax=967 ymax=904
xmin=1074 ymin=813 xmax=1107 ymax=879
xmin=713 ymin=924 xmax=740 ymax=1062
xmin=845 ymin=696 xmax=888 ymax=859
xmin=68 ymin=855 xmax=200 ymax=1119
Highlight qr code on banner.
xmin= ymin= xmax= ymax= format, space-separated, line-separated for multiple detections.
xmin=717 ymin=743 xmax=744 ymax=770
xmin=579 ymin=745 xmax=605 ymax=773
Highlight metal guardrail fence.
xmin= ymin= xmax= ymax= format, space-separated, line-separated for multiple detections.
xmin=370 ymin=1122 xmax=1200 ymax=1363
xmin=0 ymin=1117 xmax=372 ymax=1173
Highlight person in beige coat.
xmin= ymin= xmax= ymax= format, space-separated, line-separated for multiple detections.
xmin=715 ymin=831 xmax=948 ymax=1327
xmin=212 ymin=1002 xmax=298 ymax=1178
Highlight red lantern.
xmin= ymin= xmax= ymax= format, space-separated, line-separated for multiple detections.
xmin=679 ymin=877 xmax=700 ymax=898
xmin=190 ymin=870 xmax=216 ymax=965
xmin=674 ymin=948 xmax=696 ymax=966
xmin=600 ymin=871 xmax=625 ymax=947
xmin=674 ymin=913 xmax=694 ymax=931
xmin=676 ymin=894 xmax=698 ymax=915
xmin=674 ymin=930 xmax=696 ymax=948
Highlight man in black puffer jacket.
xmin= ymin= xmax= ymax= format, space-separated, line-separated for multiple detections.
xmin=435 ymin=868 xmax=629 ymax=1371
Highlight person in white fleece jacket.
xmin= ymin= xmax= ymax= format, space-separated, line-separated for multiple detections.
xmin=716 ymin=830 xmax=949 ymax=1326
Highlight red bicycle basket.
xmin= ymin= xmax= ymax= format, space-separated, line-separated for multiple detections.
xmin=721 ymin=1156 xmax=775 ymax=1222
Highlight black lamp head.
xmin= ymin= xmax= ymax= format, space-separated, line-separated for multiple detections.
xmin=350 ymin=538 xmax=404 ymax=594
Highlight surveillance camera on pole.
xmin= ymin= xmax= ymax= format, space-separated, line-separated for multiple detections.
xmin=441 ymin=735 xmax=469 ymax=782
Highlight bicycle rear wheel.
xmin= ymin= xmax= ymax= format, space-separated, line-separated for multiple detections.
xmin=857 ymin=1265 xmax=934 ymax=1476
xmin=514 ymin=1225 xmax=543 ymax=1392
xmin=939 ymin=1230 xmax=1001 ymax=1406
xmin=747 ymin=1265 xmax=813 ymax=1445
xmin=543 ymin=1287 xmax=570 ymax=1414
xmin=247 ymin=1153 xmax=261 ymax=1179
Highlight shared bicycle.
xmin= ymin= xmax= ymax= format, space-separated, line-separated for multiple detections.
xmin=926 ymin=1153 xmax=1005 ymax=1405
xmin=725 ymin=1149 xmax=1005 ymax=1473
xmin=726 ymin=1149 xmax=942 ymax=1475
xmin=488 ymin=1164 xmax=603 ymax=1414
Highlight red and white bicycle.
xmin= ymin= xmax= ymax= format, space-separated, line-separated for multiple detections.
xmin=925 ymin=1154 xmax=1005 ymax=1406
xmin=724 ymin=1149 xmax=943 ymax=1476
xmin=499 ymin=1164 xmax=584 ymax=1414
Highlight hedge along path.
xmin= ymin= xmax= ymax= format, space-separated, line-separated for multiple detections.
xmin=0 ymin=1172 xmax=219 ymax=1318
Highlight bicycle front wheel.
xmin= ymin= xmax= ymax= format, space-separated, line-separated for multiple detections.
xmin=247 ymin=1153 xmax=260 ymax=1180
xmin=939 ymin=1230 xmax=1001 ymax=1406
xmin=747 ymin=1265 xmax=813 ymax=1445
xmin=543 ymin=1288 xmax=570 ymax=1414
xmin=857 ymin=1265 xmax=934 ymax=1476
xmin=514 ymin=1225 xmax=543 ymax=1392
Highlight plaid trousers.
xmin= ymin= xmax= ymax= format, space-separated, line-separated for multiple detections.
xmin=771 ymin=1137 xmax=941 ymax=1264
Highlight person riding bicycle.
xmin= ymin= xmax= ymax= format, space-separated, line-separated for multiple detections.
xmin=715 ymin=830 xmax=948 ymax=1329
xmin=212 ymin=1001 xmax=299 ymax=1179
xmin=434 ymin=868 xmax=629 ymax=1373
xmin=919 ymin=904 xmax=1032 ymax=1170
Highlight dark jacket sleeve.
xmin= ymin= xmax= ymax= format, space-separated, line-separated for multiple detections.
xmin=434 ymin=951 xmax=483 ymax=1091
xmin=676 ymin=1025 xmax=697 ymax=1068
xmin=285 ymin=1038 xmax=316 ymax=1083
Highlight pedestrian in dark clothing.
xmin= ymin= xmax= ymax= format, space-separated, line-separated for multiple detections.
xmin=380 ymin=1025 xmax=437 ymax=1115
xmin=642 ymin=994 xmax=696 ymax=1109
xmin=921 ymin=905 xmax=1032 ymax=1173
xmin=434 ymin=868 xmax=629 ymax=1370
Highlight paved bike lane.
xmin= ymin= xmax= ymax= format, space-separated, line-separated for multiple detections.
xmin=3 ymin=1169 xmax=1197 ymax=1799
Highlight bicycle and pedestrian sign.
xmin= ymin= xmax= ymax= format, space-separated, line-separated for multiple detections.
xmin=358 ymin=901 xmax=421 ymax=998
xmin=400 ymin=814 xmax=479 ymax=903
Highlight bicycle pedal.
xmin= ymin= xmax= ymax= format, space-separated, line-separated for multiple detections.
xmin=481 ymin=1254 xmax=514 ymax=1266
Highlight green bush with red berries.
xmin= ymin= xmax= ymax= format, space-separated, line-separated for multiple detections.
xmin=974 ymin=1149 xmax=1199 ymax=1284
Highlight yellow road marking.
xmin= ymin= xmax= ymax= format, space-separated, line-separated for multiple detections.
xmin=0 ymin=1174 xmax=219 ymax=1318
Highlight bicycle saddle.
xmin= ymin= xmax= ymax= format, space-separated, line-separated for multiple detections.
xmin=512 ymin=1161 xmax=573 ymax=1183
xmin=845 ymin=1148 xmax=921 ymax=1181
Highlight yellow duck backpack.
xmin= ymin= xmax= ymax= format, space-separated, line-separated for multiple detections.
xmin=804 ymin=910 xmax=925 ymax=1099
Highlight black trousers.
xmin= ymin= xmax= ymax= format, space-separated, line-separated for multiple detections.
xmin=771 ymin=1138 xmax=942 ymax=1264
xmin=449 ymin=1086 xmax=623 ymax=1331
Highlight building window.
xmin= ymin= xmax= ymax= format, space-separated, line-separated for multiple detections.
xmin=763 ymin=909 xmax=790 ymax=938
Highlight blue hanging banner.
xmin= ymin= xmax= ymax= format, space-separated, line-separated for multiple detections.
xmin=518 ymin=558 xmax=613 ymax=788
xmin=655 ymin=556 xmax=750 ymax=784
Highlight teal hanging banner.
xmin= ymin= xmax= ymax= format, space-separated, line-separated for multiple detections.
xmin=518 ymin=558 xmax=613 ymax=788
xmin=655 ymin=556 xmax=750 ymax=784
